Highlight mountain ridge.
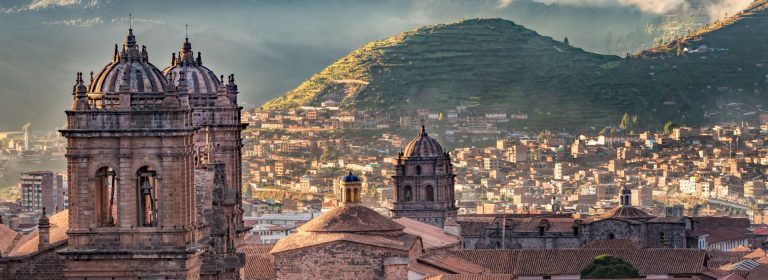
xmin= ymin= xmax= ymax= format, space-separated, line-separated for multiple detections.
xmin=264 ymin=11 xmax=768 ymax=128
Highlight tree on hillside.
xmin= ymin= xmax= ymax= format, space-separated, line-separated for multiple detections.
xmin=663 ymin=120 xmax=678 ymax=134
xmin=619 ymin=113 xmax=639 ymax=134
xmin=580 ymin=254 xmax=640 ymax=279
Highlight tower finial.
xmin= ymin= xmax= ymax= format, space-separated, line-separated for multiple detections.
xmin=185 ymin=24 xmax=189 ymax=41
xmin=129 ymin=13 xmax=132 ymax=29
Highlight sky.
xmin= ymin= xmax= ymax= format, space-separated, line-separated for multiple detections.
xmin=0 ymin=0 xmax=754 ymax=131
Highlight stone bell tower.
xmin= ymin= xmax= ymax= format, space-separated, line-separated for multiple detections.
xmin=59 ymin=28 xmax=204 ymax=279
xmin=391 ymin=126 xmax=458 ymax=227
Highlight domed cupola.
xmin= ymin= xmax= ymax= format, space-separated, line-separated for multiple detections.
xmin=88 ymin=28 xmax=168 ymax=95
xmin=340 ymin=171 xmax=361 ymax=183
xmin=403 ymin=125 xmax=445 ymax=158
xmin=162 ymin=36 xmax=221 ymax=95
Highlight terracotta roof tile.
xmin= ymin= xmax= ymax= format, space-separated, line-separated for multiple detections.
xmin=0 ymin=223 xmax=21 ymax=255
xmin=743 ymin=248 xmax=766 ymax=260
xmin=422 ymin=274 xmax=515 ymax=280
xmin=582 ymin=239 xmax=641 ymax=249
xmin=9 ymin=210 xmax=68 ymax=257
xmin=746 ymin=264 xmax=768 ymax=280
xmin=394 ymin=217 xmax=459 ymax=250
xmin=239 ymin=244 xmax=275 ymax=280
xmin=441 ymin=248 xmax=705 ymax=277
xmin=418 ymin=253 xmax=488 ymax=274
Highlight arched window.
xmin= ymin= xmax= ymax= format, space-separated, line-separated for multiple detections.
xmin=95 ymin=167 xmax=116 ymax=227
xmin=404 ymin=185 xmax=412 ymax=202
xmin=425 ymin=185 xmax=434 ymax=201
xmin=415 ymin=165 xmax=422 ymax=175
xmin=137 ymin=166 xmax=158 ymax=227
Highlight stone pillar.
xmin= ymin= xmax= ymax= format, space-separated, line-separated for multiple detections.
xmin=38 ymin=208 xmax=50 ymax=250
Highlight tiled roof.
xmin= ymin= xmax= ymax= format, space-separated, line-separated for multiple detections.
xmin=743 ymin=248 xmax=766 ymax=260
xmin=418 ymin=253 xmax=488 ymax=274
xmin=239 ymin=244 xmax=275 ymax=280
xmin=447 ymin=250 xmax=519 ymax=274
xmin=9 ymin=209 xmax=69 ymax=257
xmin=297 ymin=205 xmax=404 ymax=233
xmin=422 ymin=275 xmax=515 ymax=280
xmin=708 ymin=250 xmax=750 ymax=268
xmin=394 ymin=217 xmax=459 ymax=250
xmin=582 ymin=239 xmax=641 ymax=249
xmin=746 ymin=264 xmax=768 ymax=280
xmin=0 ymin=223 xmax=21 ymax=256
xmin=428 ymin=248 xmax=706 ymax=277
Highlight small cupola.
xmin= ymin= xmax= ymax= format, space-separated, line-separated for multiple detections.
xmin=620 ymin=185 xmax=632 ymax=207
xmin=340 ymin=171 xmax=362 ymax=205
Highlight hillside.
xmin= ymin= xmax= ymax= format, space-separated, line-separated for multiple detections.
xmin=264 ymin=12 xmax=768 ymax=128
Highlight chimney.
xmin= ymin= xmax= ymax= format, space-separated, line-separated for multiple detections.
xmin=38 ymin=207 xmax=50 ymax=250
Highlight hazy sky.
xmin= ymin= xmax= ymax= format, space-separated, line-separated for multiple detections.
xmin=0 ymin=0 xmax=752 ymax=131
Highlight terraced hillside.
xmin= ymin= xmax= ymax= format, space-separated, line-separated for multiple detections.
xmin=265 ymin=11 xmax=768 ymax=128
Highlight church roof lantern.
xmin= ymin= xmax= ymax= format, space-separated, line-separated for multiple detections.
xmin=162 ymin=34 xmax=222 ymax=95
xmin=88 ymin=28 xmax=168 ymax=95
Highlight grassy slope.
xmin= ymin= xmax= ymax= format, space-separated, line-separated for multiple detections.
xmin=264 ymin=11 xmax=768 ymax=128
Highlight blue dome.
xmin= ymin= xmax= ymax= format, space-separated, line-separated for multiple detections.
xmin=340 ymin=171 xmax=360 ymax=183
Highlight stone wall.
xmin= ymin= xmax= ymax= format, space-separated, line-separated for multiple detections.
xmin=0 ymin=244 xmax=66 ymax=280
xmin=581 ymin=219 xmax=642 ymax=244
xmin=643 ymin=222 xmax=687 ymax=248
xmin=273 ymin=241 xmax=408 ymax=280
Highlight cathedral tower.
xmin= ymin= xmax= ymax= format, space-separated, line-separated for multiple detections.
xmin=59 ymin=28 xmax=241 ymax=279
xmin=163 ymin=35 xmax=247 ymax=279
xmin=391 ymin=126 xmax=457 ymax=227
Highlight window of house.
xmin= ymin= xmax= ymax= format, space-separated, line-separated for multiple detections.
xmin=425 ymin=185 xmax=434 ymax=201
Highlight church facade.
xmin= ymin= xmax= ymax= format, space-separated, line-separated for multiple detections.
xmin=459 ymin=187 xmax=688 ymax=250
xmin=390 ymin=126 xmax=458 ymax=228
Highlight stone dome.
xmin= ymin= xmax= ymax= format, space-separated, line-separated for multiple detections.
xmin=88 ymin=29 xmax=167 ymax=95
xmin=340 ymin=171 xmax=361 ymax=183
xmin=403 ymin=126 xmax=444 ymax=158
xmin=162 ymin=37 xmax=221 ymax=94
xmin=599 ymin=205 xmax=655 ymax=221
xmin=297 ymin=205 xmax=404 ymax=233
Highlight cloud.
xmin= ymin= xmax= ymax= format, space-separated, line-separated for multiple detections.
xmin=501 ymin=0 xmax=751 ymax=16
xmin=501 ymin=0 xmax=685 ymax=13
xmin=2 ymin=0 xmax=99 ymax=13
xmin=42 ymin=16 xmax=102 ymax=27
xmin=110 ymin=16 xmax=167 ymax=27
xmin=707 ymin=0 xmax=752 ymax=20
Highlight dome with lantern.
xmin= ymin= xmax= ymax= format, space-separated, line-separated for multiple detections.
xmin=88 ymin=28 xmax=168 ymax=96
xmin=162 ymin=36 xmax=222 ymax=94
xmin=403 ymin=125 xmax=445 ymax=158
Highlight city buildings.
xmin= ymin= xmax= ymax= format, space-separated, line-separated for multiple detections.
xmin=19 ymin=171 xmax=65 ymax=213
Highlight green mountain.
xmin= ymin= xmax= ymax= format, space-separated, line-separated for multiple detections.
xmin=264 ymin=6 xmax=768 ymax=128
